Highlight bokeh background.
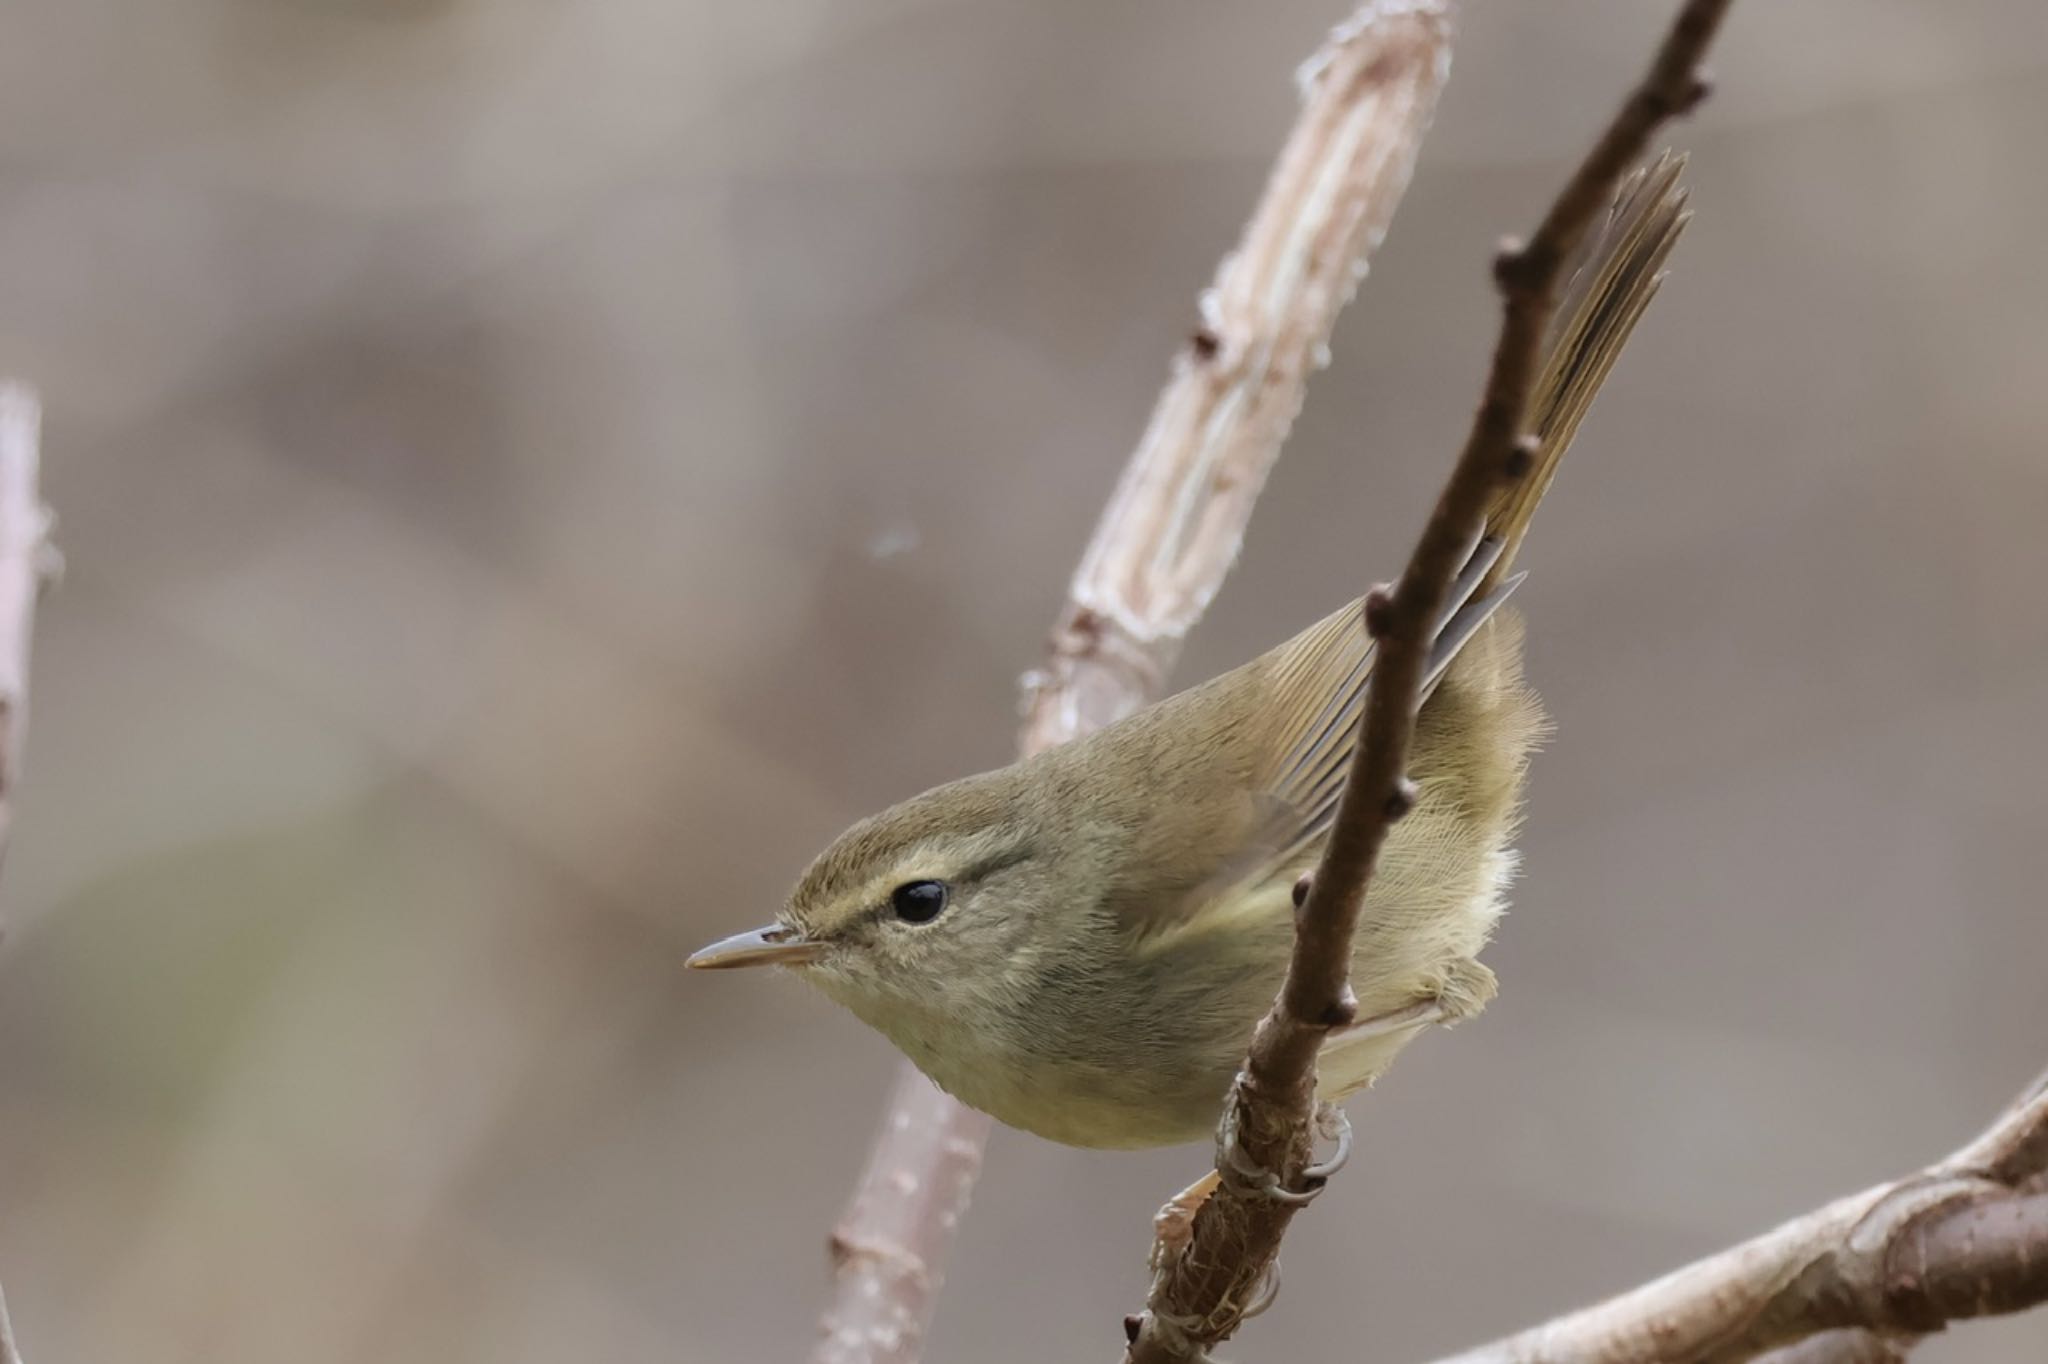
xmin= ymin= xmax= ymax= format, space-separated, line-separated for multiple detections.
xmin=1 ymin=1 xmax=2045 ymax=1360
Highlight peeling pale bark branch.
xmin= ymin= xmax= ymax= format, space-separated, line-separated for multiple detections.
xmin=1436 ymin=1067 xmax=2048 ymax=1364
xmin=1126 ymin=3 xmax=1734 ymax=1360
xmin=814 ymin=1063 xmax=992 ymax=1364
xmin=811 ymin=6 xmax=1454 ymax=1361
xmin=1016 ymin=0 xmax=1453 ymax=750
xmin=0 ymin=382 xmax=57 ymax=1364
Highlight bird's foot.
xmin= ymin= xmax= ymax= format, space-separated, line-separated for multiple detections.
xmin=1211 ymin=1098 xmax=1354 ymax=1206
xmin=1302 ymin=1102 xmax=1353 ymax=1182
xmin=1147 ymin=1107 xmax=1347 ymax=1269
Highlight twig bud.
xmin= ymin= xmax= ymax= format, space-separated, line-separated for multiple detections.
xmin=1320 ymin=985 xmax=1359 ymax=1030
xmin=1363 ymin=584 xmax=1397 ymax=639
xmin=1677 ymin=70 xmax=1714 ymax=114
xmin=1291 ymin=871 xmax=1314 ymax=909
xmin=1492 ymin=235 xmax=1528 ymax=289
xmin=1504 ymin=432 xmax=1541 ymax=479
xmin=1383 ymin=776 xmax=1418 ymax=821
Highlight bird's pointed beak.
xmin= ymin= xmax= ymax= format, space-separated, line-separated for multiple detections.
xmin=686 ymin=923 xmax=823 ymax=970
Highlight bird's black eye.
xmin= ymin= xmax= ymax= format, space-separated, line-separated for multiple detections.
xmin=889 ymin=880 xmax=949 ymax=924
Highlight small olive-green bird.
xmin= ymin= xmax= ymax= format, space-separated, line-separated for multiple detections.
xmin=691 ymin=160 xmax=1689 ymax=1150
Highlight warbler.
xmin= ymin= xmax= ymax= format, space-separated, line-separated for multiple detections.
xmin=691 ymin=158 xmax=1689 ymax=1150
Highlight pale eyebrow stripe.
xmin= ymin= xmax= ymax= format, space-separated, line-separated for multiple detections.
xmin=959 ymin=842 xmax=1035 ymax=884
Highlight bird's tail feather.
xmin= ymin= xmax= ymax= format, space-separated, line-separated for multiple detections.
xmin=1477 ymin=151 xmax=1691 ymax=592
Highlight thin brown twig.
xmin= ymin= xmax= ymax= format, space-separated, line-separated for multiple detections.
xmin=1433 ymin=1067 xmax=2048 ymax=1364
xmin=810 ymin=5 xmax=1455 ymax=1361
xmin=1125 ymin=2 xmax=1734 ymax=1359
xmin=0 ymin=382 xmax=57 ymax=1364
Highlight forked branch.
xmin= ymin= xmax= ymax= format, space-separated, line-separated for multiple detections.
xmin=1125 ymin=3 xmax=1735 ymax=1359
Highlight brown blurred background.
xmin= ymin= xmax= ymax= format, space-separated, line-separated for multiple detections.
xmin=1 ymin=1 xmax=2045 ymax=1360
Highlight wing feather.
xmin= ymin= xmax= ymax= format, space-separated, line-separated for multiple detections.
xmin=1132 ymin=157 xmax=1691 ymax=951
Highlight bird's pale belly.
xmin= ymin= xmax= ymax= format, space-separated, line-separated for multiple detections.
xmin=889 ymin=1001 xmax=1439 ymax=1149
xmin=902 ymin=1028 xmax=1237 ymax=1150
xmin=820 ymin=970 xmax=1249 ymax=1148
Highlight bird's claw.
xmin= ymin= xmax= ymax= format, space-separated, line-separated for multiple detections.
xmin=1302 ymin=1102 xmax=1352 ymax=1182
xmin=1213 ymin=1095 xmax=1351 ymax=1206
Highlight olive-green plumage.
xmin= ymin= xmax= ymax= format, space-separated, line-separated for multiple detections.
xmin=691 ymin=158 xmax=1691 ymax=1149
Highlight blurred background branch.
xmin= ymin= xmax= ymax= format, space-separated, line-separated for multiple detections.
xmin=2 ymin=2 xmax=2046 ymax=1361
xmin=0 ymin=385 xmax=52 ymax=880
xmin=817 ymin=6 xmax=1452 ymax=1360
xmin=0 ymin=382 xmax=55 ymax=1363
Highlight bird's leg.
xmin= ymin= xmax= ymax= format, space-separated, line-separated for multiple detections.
xmin=1150 ymin=1169 xmax=1222 ymax=1267
xmin=1151 ymin=1109 xmax=1346 ymax=1266
xmin=1211 ymin=1095 xmax=1348 ymax=1208
xmin=1198 ymin=962 xmax=1493 ymax=1209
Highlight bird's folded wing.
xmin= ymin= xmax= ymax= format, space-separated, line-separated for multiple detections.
xmin=1130 ymin=543 xmax=1521 ymax=956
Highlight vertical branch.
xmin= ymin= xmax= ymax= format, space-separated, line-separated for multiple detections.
xmin=811 ymin=5 xmax=1455 ymax=1361
xmin=1126 ymin=2 xmax=1734 ymax=1359
xmin=0 ymin=382 xmax=57 ymax=1364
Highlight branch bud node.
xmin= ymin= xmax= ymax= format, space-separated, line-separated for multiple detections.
xmin=1384 ymin=776 xmax=1419 ymax=821
xmin=1677 ymin=70 xmax=1714 ymax=114
xmin=1504 ymin=432 xmax=1541 ymax=479
xmin=1492 ymin=236 xmax=1530 ymax=288
xmin=1363 ymin=585 xmax=1397 ymax=639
